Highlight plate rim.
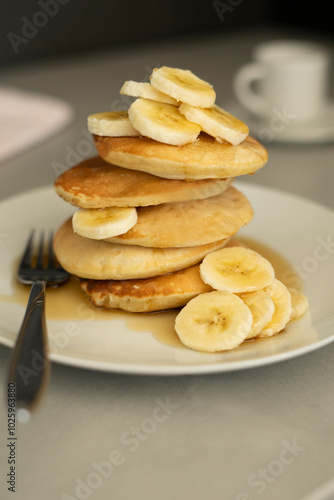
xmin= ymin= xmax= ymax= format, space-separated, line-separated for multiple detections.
xmin=1 ymin=182 xmax=334 ymax=375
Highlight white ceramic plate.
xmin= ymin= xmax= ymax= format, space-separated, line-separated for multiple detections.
xmin=0 ymin=183 xmax=334 ymax=375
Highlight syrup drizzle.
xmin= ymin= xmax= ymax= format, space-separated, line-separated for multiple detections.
xmin=0 ymin=238 xmax=300 ymax=349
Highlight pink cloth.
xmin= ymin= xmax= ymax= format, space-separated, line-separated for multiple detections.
xmin=0 ymin=86 xmax=73 ymax=163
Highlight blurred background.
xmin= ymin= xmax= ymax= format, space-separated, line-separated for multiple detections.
xmin=1 ymin=0 xmax=332 ymax=66
xmin=1 ymin=6 xmax=334 ymax=500
xmin=0 ymin=0 xmax=333 ymax=202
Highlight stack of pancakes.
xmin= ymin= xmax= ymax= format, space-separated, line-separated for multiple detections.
xmin=54 ymin=133 xmax=268 ymax=312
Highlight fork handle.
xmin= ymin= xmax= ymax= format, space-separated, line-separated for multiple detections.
xmin=7 ymin=280 xmax=50 ymax=413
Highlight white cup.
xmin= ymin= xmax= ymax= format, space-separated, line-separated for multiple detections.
xmin=234 ymin=40 xmax=331 ymax=122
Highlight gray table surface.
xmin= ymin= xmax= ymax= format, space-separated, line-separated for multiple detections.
xmin=1 ymin=27 xmax=334 ymax=500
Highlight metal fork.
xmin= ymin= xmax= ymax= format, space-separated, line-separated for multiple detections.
xmin=7 ymin=230 xmax=70 ymax=421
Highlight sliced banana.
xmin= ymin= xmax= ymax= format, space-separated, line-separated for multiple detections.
xmin=150 ymin=66 xmax=216 ymax=108
xmin=174 ymin=290 xmax=253 ymax=352
xmin=179 ymin=103 xmax=249 ymax=146
xmin=200 ymin=247 xmax=275 ymax=294
xmin=128 ymin=98 xmax=201 ymax=146
xmin=72 ymin=206 xmax=137 ymax=240
xmin=238 ymin=290 xmax=275 ymax=339
xmin=288 ymin=288 xmax=309 ymax=320
xmin=87 ymin=111 xmax=140 ymax=137
xmin=259 ymin=278 xmax=292 ymax=337
xmin=120 ymin=81 xmax=178 ymax=105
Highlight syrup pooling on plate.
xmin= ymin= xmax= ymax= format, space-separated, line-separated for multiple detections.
xmin=0 ymin=239 xmax=300 ymax=350
xmin=0 ymin=263 xmax=180 ymax=347
xmin=237 ymin=237 xmax=303 ymax=292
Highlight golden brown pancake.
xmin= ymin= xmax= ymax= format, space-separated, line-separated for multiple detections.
xmin=53 ymin=218 xmax=230 ymax=280
xmin=78 ymin=239 xmax=244 ymax=312
xmin=106 ymin=186 xmax=253 ymax=247
xmin=54 ymin=156 xmax=232 ymax=208
xmin=80 ymin=264 xmax=213 ymax=312
xmin=94 ymin=132 xmax=268 ymax=180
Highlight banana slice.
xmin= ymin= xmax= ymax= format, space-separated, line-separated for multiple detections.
xmin=174 ymin=290 xmax=253 ymax=352
xmin=120 ymin=81 xmax=178 ymax=105
xmin=259 ymin=279 xmax=292 ymax=337
xmin=150 ymin=66 xmax=216 ymax=108
xmin=87 ymin=111 xmax=140 ymax=137
xmin=179 ymin=103 xmax=249 ymax=146
xmin=72 ymin=206 xmax=137 ymax=240
xmin=288 ymin=288 xmax=309 ymax=320
xmin=200 ymin=247 xmax=275 ymax=294
xmin=128 ymin=98 xmax=201 ymax=146
xmin=238 ymin=290 xmax=275 ymax=339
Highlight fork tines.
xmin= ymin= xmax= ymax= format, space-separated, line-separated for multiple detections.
xmin=18 ymin=230 xmax=69 ymax=286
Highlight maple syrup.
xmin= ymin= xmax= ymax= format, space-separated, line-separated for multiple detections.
xmin=0 ymin=239 xmax=299 ymax=349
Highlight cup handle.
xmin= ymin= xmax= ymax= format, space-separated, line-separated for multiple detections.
xmin=234 ymin=63 xmax=268 ymax=116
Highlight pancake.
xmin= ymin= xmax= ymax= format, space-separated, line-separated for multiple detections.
xmin=106 ymin=186 xmax=253 ymax=247
xmin=80 ymin=264 xmax=213 ymax=313
xmin=54 ymin=156 xmax=232 ymax=208
xmin=94 ymin=132 xmax=268 ymax=180
xmin=53 ymin=218 xmax=230 ymax=280
xmin=79 ymin=239 xmax=245 ymax=312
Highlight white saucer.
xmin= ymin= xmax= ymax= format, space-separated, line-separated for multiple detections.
xmin=223 ymin=99 xmax=334 ymax=144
